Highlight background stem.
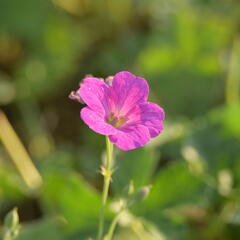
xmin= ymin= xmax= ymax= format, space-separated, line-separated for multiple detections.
xmin=226 ymin=37 xmax=240 ymax=105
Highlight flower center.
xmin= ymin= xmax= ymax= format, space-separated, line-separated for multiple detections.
xmin=106 ymin=113 xmax=128 ymax=128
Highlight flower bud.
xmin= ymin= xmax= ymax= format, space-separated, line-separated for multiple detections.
xmin=4 ymin=208 xmax=19 ymax=230
xmin=128 ymin=185 xmax=152 ymax=206
xmin=134 ymin=186 xmax=151 ymax=202
xmin=123 ymin=180 xmax=135 ymax=197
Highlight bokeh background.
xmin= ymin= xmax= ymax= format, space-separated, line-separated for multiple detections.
xmin=0 ymin=0 xmax=240 ymax=239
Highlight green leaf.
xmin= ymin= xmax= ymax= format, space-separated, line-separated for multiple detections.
xmin=17 ymin=219 xmax=64 ymax=240
xmin=112 ymin=147 xmax=157 ymax=195
xmin=185 ymin=105 xmax=240 ymax=176
xmin=42 ymin=169 xmax=101 ymax=234
xmin=134 ymin=162 xmax=203 ymax=220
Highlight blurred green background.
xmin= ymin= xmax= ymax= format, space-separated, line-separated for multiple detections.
xmin=0 ymin=0 xmax=240 ymax=239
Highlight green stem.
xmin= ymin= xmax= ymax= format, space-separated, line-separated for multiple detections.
xmin=226 ymin=37 xmax=240 ymax=105
xmin=97 ymin=137 xmax=113 ymax=240
xmin=105 ymin=210 xmax=124 ymax=240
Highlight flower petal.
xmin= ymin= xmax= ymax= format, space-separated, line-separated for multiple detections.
xmin=79 ymin=77 xmax=110 ymax=115
xmin=111 ymin=71 xmax=149 ymax=115
xmin=126 ymin=102 xmax=165 ymax=138
xmin=81 ymin=107 xmax=117 ymax=135
xmin=109 ymin=124 xmax=150 ymax=150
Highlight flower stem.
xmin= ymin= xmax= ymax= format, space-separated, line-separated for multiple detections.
xmin=97 ymin=136 xmax=113 ymax=240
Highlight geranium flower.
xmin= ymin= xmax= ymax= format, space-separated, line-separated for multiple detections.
xmin=70 ymin=71 xmax=164 ymax=150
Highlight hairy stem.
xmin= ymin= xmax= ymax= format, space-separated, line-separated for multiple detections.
xmin=97 ymin=137 xmax=113 ymax=240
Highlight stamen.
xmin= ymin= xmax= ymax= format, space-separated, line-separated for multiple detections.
xmin=106 ymin=113 xmax=128 ymax=128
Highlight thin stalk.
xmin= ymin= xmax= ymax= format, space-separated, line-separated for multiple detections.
xmin=105 ymin=210 xmax=124 ymax=240
xmin=97 ymin=137 xmax=113 ymax=240
xmin=226 ymin=37 xmax=240 ymax=105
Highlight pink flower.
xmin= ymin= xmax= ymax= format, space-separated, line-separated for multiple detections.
xmin=71 ymin=71 xmax=165 ymax=150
